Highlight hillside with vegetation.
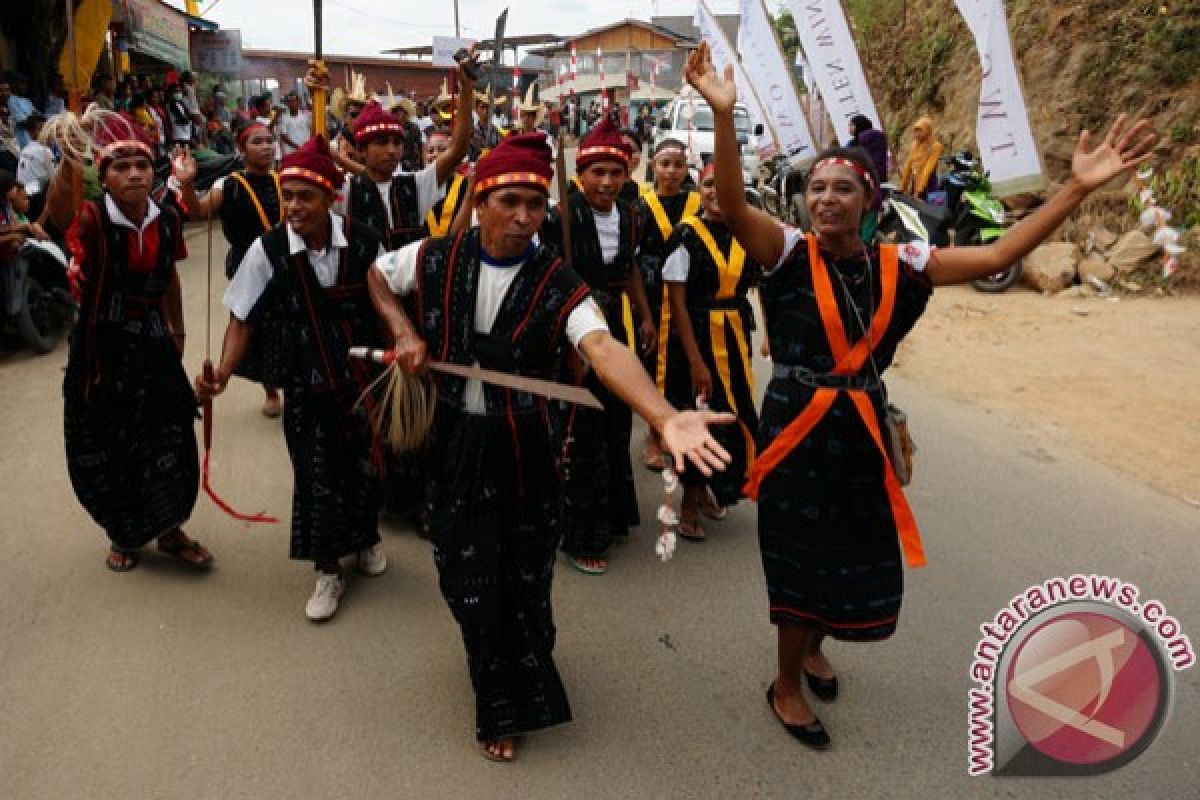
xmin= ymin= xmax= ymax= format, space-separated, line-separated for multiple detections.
xmin=777 ymin=0 xmax=1199 ymax=281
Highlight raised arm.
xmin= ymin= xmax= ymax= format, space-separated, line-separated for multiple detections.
xmin=173 ymin=147 xmax=223 ymax=220
xmin=927 ymin=115 xmax=1158 ymax=286
xmin=684 ymin=42 xmax=786 ymax=270
xmin=434 ymin=56 xmax=478 ymax=185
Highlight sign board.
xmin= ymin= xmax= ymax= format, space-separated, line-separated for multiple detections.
xmin=192 ymin=30 xmax=243 ymax=75
xmin=124 ymin=0 xmax=191 ymax=68
xmin=432 ymin=36 xmax=476 ymax=68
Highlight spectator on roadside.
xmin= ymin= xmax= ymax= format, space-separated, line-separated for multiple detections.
xmin=166 ymin=83 xmax=194 ymax=148
xmin=87 ymin=73 xmax=115 ymax=112
xmin=44 ymin=73 xmax=67 ymax=116
xmin=846 ymin=114 xmax=889 ymax=186
xmin=275 ymin=90 xmax=312 ymax=158
xmin=16 ymin=114 xmax=52 ymax=219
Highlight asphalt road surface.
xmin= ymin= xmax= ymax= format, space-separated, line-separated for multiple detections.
xmin=1 ymin=228 xmax=1197 ymax=799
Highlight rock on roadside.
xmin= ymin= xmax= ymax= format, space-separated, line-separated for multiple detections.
xmin=1024 ymin=242 xmax=1080 ymax=292
xmin=1109 ymin=230 xmax=1159 ymax=274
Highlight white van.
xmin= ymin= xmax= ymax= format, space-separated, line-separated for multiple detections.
xmin=652 ymin=88 xmax=762 ymax=184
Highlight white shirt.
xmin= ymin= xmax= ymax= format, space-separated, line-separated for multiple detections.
xmin=17 ymin=141 xmax=55 ymax=192
xmin=334 ymin=163 xmax=440 ymax=231
xmin=104 ymin=193 xmax=161 ymax=254
xmin=277 ymin=110 xmax=312 ymax=156
xmin=662 ymin=245 xmax=691 ymax=283
xmin=375 ymin=240 xmax=608 ymax=414
xmin=224 ymin=212 xmax=384 ymax=321
xmin=592 ymin=206 xmax=621 ymax=265
xmin=773 ymin=226 xmax=933 ymax=274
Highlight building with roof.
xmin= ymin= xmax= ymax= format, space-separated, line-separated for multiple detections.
xmin=530 ymin=16 xmax=739 ymax=114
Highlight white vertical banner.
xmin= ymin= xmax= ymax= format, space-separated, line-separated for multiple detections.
xmin=954 ymin=0 xmax=1045 ymax=194
xmin=785 ymin=0 xmax=881 ymax=138
xmin=693 ymin=1 xmax=778 ymax=157
xmin=737 ymin=0 xmax=817 ymax=164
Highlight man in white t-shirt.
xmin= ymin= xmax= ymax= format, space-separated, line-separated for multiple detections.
xmin=366 ymin=132 xmax=732 ymax=763
xmin=274 ymin=91 xmax=311 ymax=157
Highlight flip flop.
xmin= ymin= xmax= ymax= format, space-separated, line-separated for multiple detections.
xmin=157 ymin=533 xmax=215 ymax=570
xmin=700 ymin=489 xmax=728 ymax=520
xmin=678 ymin=520 xmax=706 ymax=542
xmin=479 ymin=737 xmax=517 ymax=762
xmin=105 ymin=549 xmax=139 ymax=572
xmin=568 ymin=555 xmax=608 ymax=575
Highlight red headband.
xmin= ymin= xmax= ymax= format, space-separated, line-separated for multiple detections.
xmin=812 ymin=157 xmax=875 ymax=189
xmin=98 ymin=140 xmax=155 ymax=170
xmin=237 ymin=122 xmax=270 ymax=148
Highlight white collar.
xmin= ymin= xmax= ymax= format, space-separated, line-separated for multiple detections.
xmin=286 ymin=211 xmax=347 ymax=255
xmin=104 ymin=193 xmax=161 ymax=232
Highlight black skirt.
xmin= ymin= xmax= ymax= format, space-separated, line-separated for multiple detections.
xmin=756 ymin=378 xmax=902 ymax=641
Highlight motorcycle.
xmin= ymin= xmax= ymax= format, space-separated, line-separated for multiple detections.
xmin=756 ymin=154 xmax=808 ymax=227
xmin=875 ymin=183 xmax=952 ymax=247
xmin=940 ymin=151 xmax=1022 ymax=292
xmin=1 ymin=234 xmax=75 ymax=353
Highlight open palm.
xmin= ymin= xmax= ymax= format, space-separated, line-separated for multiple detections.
xmin=1072 ymin=114 xmax=1158 ymax=191
xmin=684 ymin=41 xmax=737 ymax=114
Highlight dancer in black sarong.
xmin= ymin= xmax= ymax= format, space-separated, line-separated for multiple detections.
xmin=663 ymin=164 xmax=761 ymax=539
xmin=541 ymin=116 xmax=657 ymax=575
xmin=49 ymin=114 xmax=210 ymax=572
xmin=196 ymin=136 xmax=387 ymax=622
xmin=178 ymin=121 xmax=287 ymax=417
xmin=369 ymin=133 xmax=733 ymax=762
xmin=686 ymin=41 xmax=1159 ymax=749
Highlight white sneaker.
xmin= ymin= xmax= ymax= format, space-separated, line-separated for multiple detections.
xmin=305 ymin=572 xmax=344 ymax=621
xmin=357 ymin=543 xmax=387 ymax=576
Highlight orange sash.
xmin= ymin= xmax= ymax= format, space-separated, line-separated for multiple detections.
xmin=743 ymin=235 xmax=925 ymax=568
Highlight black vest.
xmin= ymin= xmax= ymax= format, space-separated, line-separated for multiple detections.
xmin=219 ymin=170 xmax=282 ymax=276
xmin=346 ymin=172 xmax=421 ymax=250
xmin=258 ymin=218 xmax=384 ymax=412
xmin=542 ymin=185 xmax=638 ymax=298
xmin=416 ymin=228 xmax=589 ymax=410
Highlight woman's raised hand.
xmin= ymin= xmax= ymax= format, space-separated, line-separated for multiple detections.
xmin=684 ymin=41 xmax=737 ymax=114
xmin=1071 ymin=114 xmax=1158 ymax=192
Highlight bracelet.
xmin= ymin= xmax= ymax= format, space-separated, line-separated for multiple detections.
xmin=169 ymin=331 xmax=186 ymax=338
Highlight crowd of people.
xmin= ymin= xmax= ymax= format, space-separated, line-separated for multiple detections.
xmin=17 ymin=39 xmax=1157 ymax=764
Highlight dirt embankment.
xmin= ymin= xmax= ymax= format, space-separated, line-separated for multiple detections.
xmin=894 ymin=285 xmax=1200 ymax=506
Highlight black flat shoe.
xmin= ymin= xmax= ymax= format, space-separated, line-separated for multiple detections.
xmin=766 ymin=685 xmax=831 ymax=750
xmin=805 ymin=670 xmax=839 ymax=703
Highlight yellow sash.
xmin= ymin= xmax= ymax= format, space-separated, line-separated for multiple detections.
xmin=644 ymin=191 xmax=701 ymax=242
xmin=229 ymin=171 xmax=283 ymax=231
xmin=680 ymin=216 xmax=755 ymax=464
xmin=425 ymin=173 xmax=466 ymax=238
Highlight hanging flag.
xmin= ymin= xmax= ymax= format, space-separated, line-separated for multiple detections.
xmin=693 ymin=1 xmax=778 ymax=158
xmin=737 ymin=0 xmax=818 ymax=164
xmin=953 ymin=0 xmax=1045 ymax=195
xmin=598 ymin=47 xmax=607 ymax=111
xmin=785 ymin=0 xmax=881 ymax=139
xmin=512 ymin=66 xmax=520 ymax=121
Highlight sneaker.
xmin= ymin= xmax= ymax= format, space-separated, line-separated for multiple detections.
xmin=357 ymin=543 xmax=387 ymax=576
xmin=305 ymin=572 xmax=344 ymax=621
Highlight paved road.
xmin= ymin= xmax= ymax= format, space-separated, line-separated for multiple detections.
xmin=1 ymin=229 xmax=1197 ymax=799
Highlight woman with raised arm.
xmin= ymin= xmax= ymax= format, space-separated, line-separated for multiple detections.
xmin=684 ymin=41 xmax=1157 ymax=750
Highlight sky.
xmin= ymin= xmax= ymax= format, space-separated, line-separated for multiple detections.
xmin=174 ymin=0 xmax=745 ymax=56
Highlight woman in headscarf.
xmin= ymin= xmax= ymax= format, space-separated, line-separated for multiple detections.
xmin=898 ymin=117 xmax=943 ymax=200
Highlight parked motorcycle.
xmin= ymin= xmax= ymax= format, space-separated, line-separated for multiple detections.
xmin=875 ymin=183 xmax=952 ymax=247
xmin=2 ymin=235 xmax=75 ymax=353
xmin=940 ymin=151 xmax=1022 ymax=292
xmin=756 ymin=154 xmax=808 ymax=227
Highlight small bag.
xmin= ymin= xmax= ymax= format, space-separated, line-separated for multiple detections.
xmin=884 ymin=403 xmax=916 ymax=486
